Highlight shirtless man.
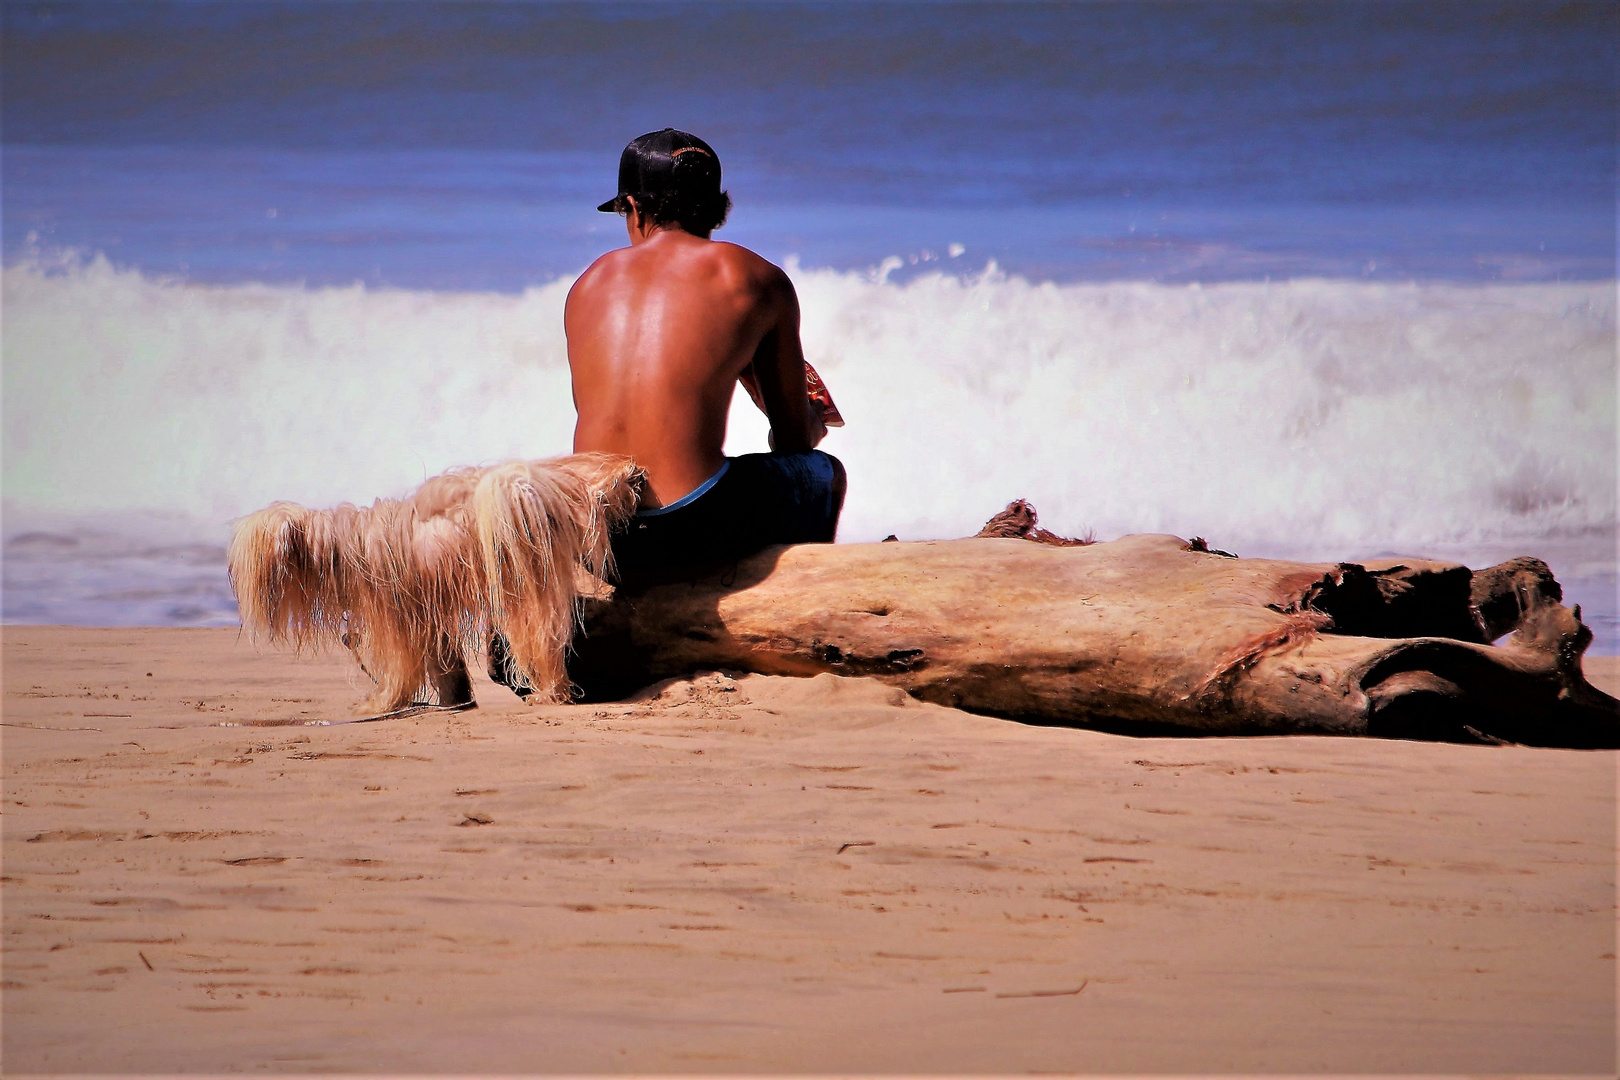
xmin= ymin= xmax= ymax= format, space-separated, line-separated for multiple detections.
xmin=483 ymin=129 xmax=847 ymax=699
xmin=567 ymin=128 xmax=846 ymax=584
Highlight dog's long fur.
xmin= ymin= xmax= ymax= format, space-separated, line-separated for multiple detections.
xmin=228 ymin=453 xmax=643 ymax=711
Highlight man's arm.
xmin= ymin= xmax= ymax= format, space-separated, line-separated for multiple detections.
xmin=744 ymin=273 xmax=826 ymax=453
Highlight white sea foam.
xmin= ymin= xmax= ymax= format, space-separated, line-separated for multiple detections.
xmin=3 ymin=253 xmax=1615 ymax=633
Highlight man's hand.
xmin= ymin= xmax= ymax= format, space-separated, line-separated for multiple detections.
xmin=740 ymin=360 xmax=836 ymax=450
xmin=735 ymin=270 xmax=832 ymax=454
xmin=795 ymin=409 xmax=830 ymax=451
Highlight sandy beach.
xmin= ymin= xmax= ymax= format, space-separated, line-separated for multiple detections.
xmin=2 ymin=626 xmax=1615 ymax=1074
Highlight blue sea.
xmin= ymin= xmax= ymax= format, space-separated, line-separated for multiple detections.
xmin=3 ymin=1 xmax=1616 ymax=649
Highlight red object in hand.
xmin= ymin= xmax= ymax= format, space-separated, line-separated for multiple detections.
xmin=803 ymin=361 xmax=844 ymax=427
xmin=739 ymin=361 xmax=845 ymax=427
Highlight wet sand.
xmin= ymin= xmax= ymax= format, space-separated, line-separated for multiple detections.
xmin=3 ymin=627 xmax=1615 ymax=1074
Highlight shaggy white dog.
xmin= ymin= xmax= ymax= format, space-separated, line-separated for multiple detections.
xmin=229 ymin=453 xmax=643 ymax=712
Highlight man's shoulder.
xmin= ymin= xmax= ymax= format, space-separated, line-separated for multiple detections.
xmin=569 ymin=236 xmax=788 ymax=301
xmin=706 ymin=239 xmax=781 ymax=273
xmin=701 ymin=241 xmax=793 ymax=299
xmin=576 ymin=245 xmax=634 ymax=279
xmin=568 ymin=247 xmax=638 ymax=305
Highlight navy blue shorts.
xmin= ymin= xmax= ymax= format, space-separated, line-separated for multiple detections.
xmin=610 ymin=450 xmax=844 ymax=583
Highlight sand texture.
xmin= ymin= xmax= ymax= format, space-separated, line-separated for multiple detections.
xmin=3 ymin=628 xmax=1616 ymax=1074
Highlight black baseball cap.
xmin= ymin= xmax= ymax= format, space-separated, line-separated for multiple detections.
xmin=597 ymin=128 xmax=723 ymax=213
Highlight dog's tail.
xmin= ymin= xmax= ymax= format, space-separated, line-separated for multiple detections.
xmin=228 ymin=499 xmax=358 ymax=650
xmin=472 ymin=453 xmax=642 ymax=702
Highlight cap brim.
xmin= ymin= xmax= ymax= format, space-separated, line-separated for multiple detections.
xmin=597 ymin=198 xmax=619 ymax=213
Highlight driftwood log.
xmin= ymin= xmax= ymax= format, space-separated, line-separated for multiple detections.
xmin=571 ymin=532 xmax=1619 ymax=748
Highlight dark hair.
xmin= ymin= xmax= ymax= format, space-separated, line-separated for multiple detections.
xmin=602 ymin=129 xmax=732 ymax=237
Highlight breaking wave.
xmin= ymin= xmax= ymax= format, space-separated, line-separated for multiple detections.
xmin=3 ymin=252 xmax=1614 ymax=632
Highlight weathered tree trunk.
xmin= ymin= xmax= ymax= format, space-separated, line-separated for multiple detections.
xmin=571 ymin=534 xmax=1619 ymax=748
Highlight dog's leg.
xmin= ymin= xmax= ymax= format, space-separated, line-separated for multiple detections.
xmin=426 ymin=634 xmax=474 ymax=707
xmin=485 ymin=632 xmax=534 ymax=700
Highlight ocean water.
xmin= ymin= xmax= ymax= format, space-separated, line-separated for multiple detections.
xmin=4 ymin=1 xmax=1614 ymax=285
xmin=3 ymin=1 xmax=1616 ymax=649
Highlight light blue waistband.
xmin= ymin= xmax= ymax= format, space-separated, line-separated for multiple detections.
xmin=634 ymin=459 xmax=731 ymax=518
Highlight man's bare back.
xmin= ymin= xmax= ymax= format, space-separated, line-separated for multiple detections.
xmin=551 ymin=128 xmax=845 ymax=594
xmin=567 ymin=207 xmax=825 ymax=508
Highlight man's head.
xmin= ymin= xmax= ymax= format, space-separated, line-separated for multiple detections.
xmin=598 ymin=129 xmax=732 ymax=238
